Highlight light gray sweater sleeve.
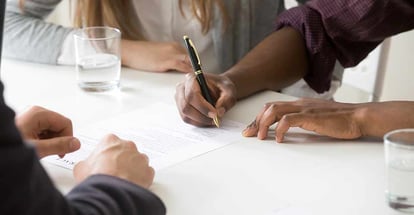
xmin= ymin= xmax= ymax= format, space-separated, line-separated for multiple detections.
xmin=4 ymin=0 xmax=74 ymax=64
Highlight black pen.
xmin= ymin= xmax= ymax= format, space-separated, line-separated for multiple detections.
xmin=183 ymin=35 xmax=220 ymax=128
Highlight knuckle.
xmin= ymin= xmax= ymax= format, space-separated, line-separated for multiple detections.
xmin=147 ymin=166 xmax=155 ymax=178
xmin=185 ymin=72 xmax=195 ymax=80
xmin=267 ymin=103 xmax=277 ymax=110
xmin=296 ymin=98 xmax=309 ymax=105
xmin=175 ymin=82 xmax=184 ymax=91
xmin=103 ymin=133 xmax=117 ymax=143
xmin=141 ymin=153 xmax=149 ymax=163
xmin=303 ymin=108 xmax=316 ymax=114
xmin=165 ymin=42 xmax=180 ymax=52
xmin=186 ymin=90 xmax=195 ymax=102
xmin=181 ymin=103 xmax=192 ymax=115
xmin=182 ymin=116 xmax=193 ymax=124
xmin=263 ymin=102 xmax=272 ymax=108
xmin=124 ymin=140 xmax=137 ymax=150
xmin=30 ymin=105 xmax=44 ymax=112
xmin=264 ymin=103 xmax=277 ymax=112
xmin=280 ymin=114 xmax=291 ymax=123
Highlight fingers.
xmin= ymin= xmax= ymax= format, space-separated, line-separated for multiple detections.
xmin=43 ymin=110 xmax=73 ymax=136
xmin=214 ymin=87 xmax=235 ymax=118
xmin=167 ymin=54 xmax=193 ymax=73
xmin=184 ymin=73 xmax=217 ymax=113
xmin=160 ymin=42 xmax=193 ymax=73
xmin=33 ymin=137 xmax=80 ymax=158
xmin=276 ymin=113 xmax=330 ymax=143
xmin=141 ymin=166 xmax=155 ymax=188
xmin=175 ymin=74 xmax=218 ymax=126
xmin=74 ymin=133 xmax=155 ymax=187
xmin=275 ymin=111 xmax=362 ymax=143
xmin=16 ymin=106 xmax=73 ymax=139
xmin=134 ymin=153 xmax=155 ymax=188
xmin=175 ymin=81 xmax=213 ymax=126
xmin=175 ymin=72 xmax=237 ymax=127
xmin=242 ymin=99 xmax=354 ymax=142
xmin=103 ymin=133 xmax=120 ymax=143
xmin=183 ymin=54 xmax=191 ymax=65
xmin=242 ymin=102 xmax=297 ymax=140
xmin=242 ymin=119 xmax=259 ymax=137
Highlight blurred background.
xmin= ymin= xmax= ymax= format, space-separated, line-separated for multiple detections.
xmin=48 ymin=0 xmax=414 ymax=103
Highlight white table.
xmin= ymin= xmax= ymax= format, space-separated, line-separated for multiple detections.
xmin=1 ymin=59 xmax=401 ymax=215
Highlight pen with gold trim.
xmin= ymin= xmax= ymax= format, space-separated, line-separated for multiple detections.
xmin=183 ymin=35 xmax=220 ymax=128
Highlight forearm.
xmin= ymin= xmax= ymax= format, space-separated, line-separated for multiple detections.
xmin=121 ymin=39 xmax=140 ymax=67
xmin=121 ymin=39 xmax=162 ymax=70
xmin=222 ymin=27 xmax=307 ymax=99
xmin=4 ymin=0 xmax=72 ymax=64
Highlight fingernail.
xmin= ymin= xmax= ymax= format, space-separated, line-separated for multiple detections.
xmin=208 ymin=111 xmax=217 ymax=119
xmin=247 ymin=120 xmax=257 ymax=128
xmin=242 ymin=120 xmax=257 ymax=136
xmin=70 ymin=138 xmax=81 ymax=150
xmin=242 ymin=128 xmax=249 ymax=137
xmin=217 ymin=107 xmax=226 ymax=116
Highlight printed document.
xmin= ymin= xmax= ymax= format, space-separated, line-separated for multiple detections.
xmin=44 ymin=103 xmax=244 ymax=170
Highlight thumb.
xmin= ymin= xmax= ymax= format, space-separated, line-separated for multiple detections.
xmin=214 ymin=89 xmax=236 ymax=118
xmin=33 ymin=137 xmax=81 ymax=158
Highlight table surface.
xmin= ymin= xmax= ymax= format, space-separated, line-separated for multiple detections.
xmin=1 ymin=59 xmax=402 ymax=215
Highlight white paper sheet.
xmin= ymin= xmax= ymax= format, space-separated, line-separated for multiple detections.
xmin=43 ymin=103 xmax=244 ymax=170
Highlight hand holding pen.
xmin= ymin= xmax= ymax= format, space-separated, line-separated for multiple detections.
xmin=175 ymin=36 xmax=238 ymax=127
xmin=182 ymin=35 xmax=220 ymax=127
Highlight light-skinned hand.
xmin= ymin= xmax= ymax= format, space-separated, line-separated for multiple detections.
xmin=74 ymin=134 xmax=155 ymax=188
xmin=122 ymin=40 xmax=193 ymax=73
xmin=15 ymin=106 xmax=80 ymax=158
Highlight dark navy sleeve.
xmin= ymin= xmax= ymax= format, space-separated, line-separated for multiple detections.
xmin=67 ymin=175 xmax=166 ymax=215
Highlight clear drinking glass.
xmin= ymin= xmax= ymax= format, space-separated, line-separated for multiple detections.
xmin=74 ymin=27 xmax=121 ymax=92
xmin=384 ymin=128 xmax=414 ymax=212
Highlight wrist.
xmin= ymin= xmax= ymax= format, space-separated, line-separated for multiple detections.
xmin=120 ymin=39 xmax=133 ymax=67
xmin=221 ymin=67 xmax=259 ymax=99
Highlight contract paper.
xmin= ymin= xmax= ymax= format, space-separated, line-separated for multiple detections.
xmin=43 ymin=103 xmax=244 ymax=170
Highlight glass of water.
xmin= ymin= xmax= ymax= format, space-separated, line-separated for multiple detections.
xmin=384 ymin=128 xmax=414 ymax=212
xmin=74 ymin=26 xmax=121 ymax=92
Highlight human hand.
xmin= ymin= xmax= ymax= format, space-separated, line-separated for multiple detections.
xmin=121 ymin=40 xmax=193 ymax=73
xmin=242 ymin=98 xmax=361 ymax=142
xmin=175 ymin=72 xmax=237 ymax=127
xmin=73 ymin=134 xmax=154 ymax=188
xmin=15 ymin=106 xmax=80 ymax=158
xmin=242 ymin=99 xmax=414 ymax=142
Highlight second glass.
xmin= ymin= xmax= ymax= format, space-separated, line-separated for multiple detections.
xmin=384 ymin=128 xmax=414 ymax=213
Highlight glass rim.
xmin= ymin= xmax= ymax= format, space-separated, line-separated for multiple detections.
xmin=384 ymin=128 xmax=414 ymax=148
xmin=73 ymin=26 xmax=121 ymax=41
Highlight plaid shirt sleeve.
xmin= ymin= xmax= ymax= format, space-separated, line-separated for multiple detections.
xmin=275 ymin=0 xmax=414 ymax=93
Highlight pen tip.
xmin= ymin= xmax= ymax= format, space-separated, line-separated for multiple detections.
xmin=183 ymin=35 xmax=188 ymax=40
xmin=213 ymin=116 xmax=220 ymax=128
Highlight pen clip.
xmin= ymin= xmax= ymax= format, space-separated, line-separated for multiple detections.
xmin=187 ymin=38 xmax=201 ymax=66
